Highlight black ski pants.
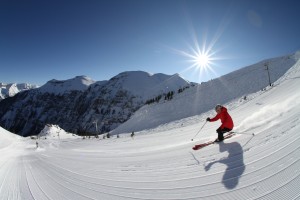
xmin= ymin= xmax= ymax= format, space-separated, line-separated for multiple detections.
xmin=216 ymin=127 xmax=232 ymax=141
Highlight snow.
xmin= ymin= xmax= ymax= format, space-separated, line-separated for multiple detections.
xmin=37 ymin=75 xmax=95 ymax=95
xmin=235 ymin=93 xmax=300 ymax=133
xmin=0 ymin=82 xmax=38 ymax=99
xmin=38 ymin=124 xmax=79 ymax=139
xmin=35 ymin=70 xmax=186 ymax=105
xmin=0 ymin=126 xmax=21 ymax=149
xmin=0 ymin=53 xmax=300 ymax=199
xmin=108 ymin=71 xmax=190 ymax=100
xmin=38 ymin=70 xmax=186 ymax=98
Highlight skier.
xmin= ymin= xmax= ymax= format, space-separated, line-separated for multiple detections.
xmin=206 ymin=104 xmax=234 ymax=142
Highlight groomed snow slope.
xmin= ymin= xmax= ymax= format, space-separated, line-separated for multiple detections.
xmin=0 ymin=60 xmax=300 ymax=199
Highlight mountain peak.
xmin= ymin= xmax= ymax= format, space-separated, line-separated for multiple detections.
xmin=38 ymin=75 xmax=95 ymax=95
xmin=111 ymin=71 xmax=152 ymax=80
xmin=108 ymin=71 xmax=190 ymax=99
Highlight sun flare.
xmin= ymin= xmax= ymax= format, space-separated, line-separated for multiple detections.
xmin=194 ymin=52 xmax=210 ymax=68
xmin=176 ymin=45 xmax=217 ymax=81
xmin=170 ymin=31 xmax=224 ymax=82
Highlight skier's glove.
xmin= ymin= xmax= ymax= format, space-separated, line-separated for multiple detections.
xmin=206 ymin=117 xmax=211 ymax=122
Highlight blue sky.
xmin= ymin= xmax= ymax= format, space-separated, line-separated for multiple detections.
xmin=0 ymin=0 xmax=299 ymax=85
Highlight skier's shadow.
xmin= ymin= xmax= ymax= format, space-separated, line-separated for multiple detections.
xmin=204 ymin=142 xmax=245 ymax=189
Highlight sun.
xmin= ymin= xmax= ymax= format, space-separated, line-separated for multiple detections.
xmin=171 ymin=43 xmax=220 ymax=83
xmin=194 ymin=52 xmax=210 ymax=68
xmin=168 ymin=31 xmax=224 ymax=82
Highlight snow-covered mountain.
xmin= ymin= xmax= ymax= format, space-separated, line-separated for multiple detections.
xmin=107 ymin=71 xmax=190 ymax=100
xmin=38 ymin=75 xmax=96 ymax=95
xmin=0 ymin=82 xmax=38 ymax=100
xmin=0 ymin=72 xmax=191 ymax=136
xmin=0 ymin=51 xmax=300 ymax=199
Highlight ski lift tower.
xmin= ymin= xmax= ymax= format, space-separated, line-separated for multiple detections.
xmin=264 ymin=62 xmax=272 ymax=86
xmin=93 ymin=120 xmax=98 ymax=134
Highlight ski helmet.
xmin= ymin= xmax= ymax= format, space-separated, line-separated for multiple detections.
xmin=215 ymin=104 xmax=222 ymax=111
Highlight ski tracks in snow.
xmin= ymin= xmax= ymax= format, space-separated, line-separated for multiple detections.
xmin=1 ymin=98 xmax=300 ymax=200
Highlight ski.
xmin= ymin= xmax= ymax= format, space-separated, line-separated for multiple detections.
xmin=192 ymin=132 xmax=235 ymax=150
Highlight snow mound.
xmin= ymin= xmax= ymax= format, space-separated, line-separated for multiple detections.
xmin=38 ymin=124 xmax=78 ymax=139
xmin=38 ymin=75 xmax=95 ymax=95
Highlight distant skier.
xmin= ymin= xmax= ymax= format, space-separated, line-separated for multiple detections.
xmin=36 ymin=141 xmax=39 ymax=148
xmin=206 ymin=105 xmax=234 ymax=142
xmin=131 ymin=131 xmax=135 ymax=139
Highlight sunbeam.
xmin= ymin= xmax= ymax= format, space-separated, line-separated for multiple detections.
xmin=174 ymin=40 xmax=220 ymax=83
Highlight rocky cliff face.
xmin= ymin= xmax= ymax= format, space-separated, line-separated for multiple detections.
xmin=0 ymin=71 xmax=190 ymax=136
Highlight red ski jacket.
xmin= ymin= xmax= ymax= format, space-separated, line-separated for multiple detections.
xmin=210 ymin=107 xmax=234 ymax=129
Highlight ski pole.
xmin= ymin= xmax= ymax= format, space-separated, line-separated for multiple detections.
xmin=191 ymin=121 xmax=207 ymax=141
xmin=232 ymin=131 xmax=255 ymax=136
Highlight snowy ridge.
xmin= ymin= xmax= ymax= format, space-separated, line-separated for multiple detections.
xmin=107 ymin=71 xmax=190 ymax=100
xmin=0 ymin=82 xmax=38 ymax=100
xmin=38 ymin=75 xmax=95 ymax=95
xmin=112 ymin=52 xmax=299 ymax=134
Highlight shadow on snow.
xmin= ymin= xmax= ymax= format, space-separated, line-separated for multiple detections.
xmin=205 ymin=142 xmax=245 ymax=189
